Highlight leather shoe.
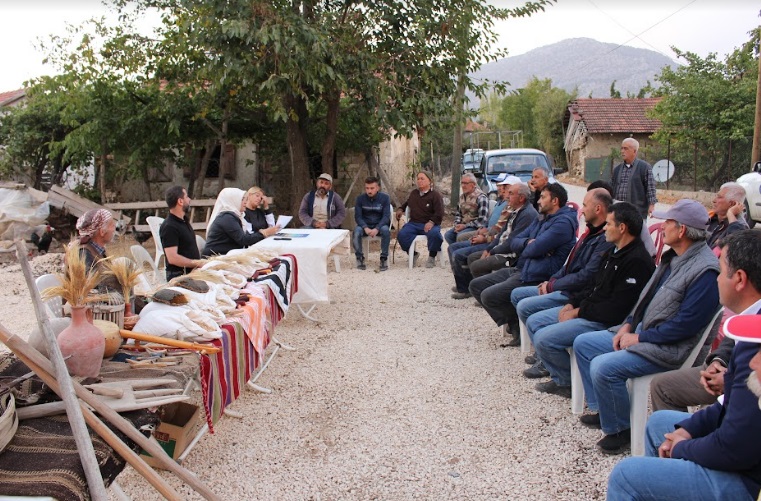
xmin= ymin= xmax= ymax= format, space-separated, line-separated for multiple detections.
xmin=535 ymin=380 xmax=571 ymax=398
xmin=451 ymin=292 xmax=472 ymax=300
xmin=524 ymin=353 xmax=537 ymax=365
xmin=596 ymin=429 xmax=631 ymax=455
xmin=579 ymin=413 xmax=601 ymax=429
xmin=523 ymin=361 xmax=549 ymax=379
xmin=499 ymin=336 xmax=521 ymax=348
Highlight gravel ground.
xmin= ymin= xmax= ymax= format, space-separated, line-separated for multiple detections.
xmin=0 ymin=182 xmax=678 ymax=500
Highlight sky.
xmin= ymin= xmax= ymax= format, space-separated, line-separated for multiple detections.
xmin=0 ymin=0 xmax=759 ymax=92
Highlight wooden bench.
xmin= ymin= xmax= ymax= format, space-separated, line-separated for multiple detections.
xmin=105 ymin=199 xmax=217 ymax=233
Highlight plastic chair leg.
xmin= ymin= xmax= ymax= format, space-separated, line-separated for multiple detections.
xmin=568 ymin=347 xmax=585 ymax=415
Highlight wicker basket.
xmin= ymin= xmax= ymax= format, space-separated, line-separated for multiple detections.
xmin=0 ymin=393 xmax=18 ymax=453
xmin=91 ymin=302 xmax=125 ymax=329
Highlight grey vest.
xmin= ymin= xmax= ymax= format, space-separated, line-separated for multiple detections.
xmin=622 ymin=241 xmax=720 ymax=369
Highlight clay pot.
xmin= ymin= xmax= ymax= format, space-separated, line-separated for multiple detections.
xmin=57 ymin=306 xmax=105 ymax=377
xmin=123 ymin=302 xmax=139 ymax=331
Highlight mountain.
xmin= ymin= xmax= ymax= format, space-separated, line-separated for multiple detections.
xmin=467 ymin=37 xmax=679 ymax=109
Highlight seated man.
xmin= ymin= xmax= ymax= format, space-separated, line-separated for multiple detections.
xmin=444 ymin=173 xmax=488 ymax=245
xmin=469 ymin=183 xmax=578 ymax=337
xmin=650 ymin=334 xmax=734 ymax=412
xmin=574 ymin=199 xmax=720 ymax=454
xmin=353 ymin=176 xmax=391 ymax=272
xmin=160 ymin=186 xmax=202 ymax=282
xmin=448 ymin=176 xmax=521 ymax=299
xmin=607 ymin=230 xmax=761 ymax=500
xmin=466 ymin=182 xmax=537 ymax=281
xmin=526 ymin=202 xmax=655 ymax=396
xmin=298 ymin=173 xmax=346 ymax=229
xmin=707 ymin=181 xmax=748 ymax=250
xmin=511 ymin=187 xmax=614 ymax=355
xmin=395 ymin=171 xmax=445 ymax=268
xmin=529 ymin=167 xmax=551 ymax=212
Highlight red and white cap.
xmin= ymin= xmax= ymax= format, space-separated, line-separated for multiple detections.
xmin=724 ymin=315 xmax=761 ymax=343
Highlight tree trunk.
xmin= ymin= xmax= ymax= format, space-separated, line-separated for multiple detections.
xmin=321 ymin=89 xmax=341 ymax=174
xmin=216 ymin=114 xmax=230 ymax=193
xmin=196 ymin=139 xmax=216 ymax=199
xmin=450 ymin=72 xmax=466 ymax=208
xmin=184 ymin=145 xmax=201 ymax=198
xmin=99 ymin=141 xmax=108 ymax=204
xmin=284 ymin=93 xmax=311 ymax=216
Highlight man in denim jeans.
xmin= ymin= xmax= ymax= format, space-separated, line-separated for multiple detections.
xmin=353 ymin=177 xmax=391 ymax=271
xmin=606 ymin=230 xmax=761 ymax=501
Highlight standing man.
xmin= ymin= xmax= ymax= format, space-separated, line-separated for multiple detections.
xmin=298 ymin=173 xmax=346 ymax=229
xmin=396 ymin=171 xmax=445 ymax=268
xmin=606 ymin=230 xmax=761 ymax=501
xmin=160 ymin=186 xmax=202 ymax=281
xmin=444 ymin=172 xmax=488 ymax=245
xmin=611 ymin=137 xmax=657 ymax=255
xmin=573 ymin=199 xmax=720 ymax=454
xmin=353 ymin=176 xmax=391 ymax=271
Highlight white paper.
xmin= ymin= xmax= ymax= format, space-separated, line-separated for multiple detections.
xmin=275 ymin=215 xmax=293 ymax=228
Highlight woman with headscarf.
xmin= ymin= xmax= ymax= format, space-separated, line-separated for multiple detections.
xmin=202 ymin=188 xmax=266 ymax=257
xmin=243 ymin=186 xmax=280 ymax=237
xmin=72 ymin=208 xmax=120 ymax=290
xmin=394 ymin=170 xmax=445 ymax=268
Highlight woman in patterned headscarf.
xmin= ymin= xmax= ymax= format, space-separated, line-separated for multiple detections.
xmin=71 ymin=208 xmax=120 ymax=290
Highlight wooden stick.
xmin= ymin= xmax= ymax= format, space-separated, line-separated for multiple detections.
xmin=120 ymin=330 xmax=221 ymax=354
xmin=0 ymin=324 xmax=221 ymax=501
xmin=14 ymin=240 xmax=109 ymax=501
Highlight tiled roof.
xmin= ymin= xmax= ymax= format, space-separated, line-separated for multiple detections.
xmin=0 ymin=88 xmax=26 ymax=107
xmin=464 ymin=119 xmax=488 ymax=132
xmin=565 ymin=98 xmax=661 ymax=134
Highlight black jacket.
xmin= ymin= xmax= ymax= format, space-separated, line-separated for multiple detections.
xmin=568 ymin=237 xmax=655 ymax=325
xmin=244 ymin=207 xmax=272 ymax=233
xmin=202 ymin=211 xmax=264 ymax=257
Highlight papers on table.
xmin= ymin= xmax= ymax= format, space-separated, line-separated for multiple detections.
xmin=275 ymin=215 xmax=292 ymax=228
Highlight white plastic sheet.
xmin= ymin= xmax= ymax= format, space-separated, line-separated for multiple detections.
xmin=0 ymin=188 xmax=50 ymax=241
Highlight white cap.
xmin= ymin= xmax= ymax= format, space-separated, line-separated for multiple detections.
xmin=497 ymin=175 xmax=523 ymax=186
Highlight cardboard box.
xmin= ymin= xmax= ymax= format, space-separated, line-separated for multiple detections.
xmin=140 ymin=401 xmax=202 ymax=469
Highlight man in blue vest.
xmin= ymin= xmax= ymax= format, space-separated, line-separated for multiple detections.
xmin=298 ymin=173 xmax=346 ymax=229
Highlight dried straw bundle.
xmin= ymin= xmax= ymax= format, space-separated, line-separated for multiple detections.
xmin=102 ymin=258 xmax=142 ymax=304
xmin=41 ymin=244 xmax=105 ymax=306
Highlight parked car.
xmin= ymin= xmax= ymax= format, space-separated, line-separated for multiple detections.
xmin=737 ymin=161 xmax=761 ymax=228
xmin=462 ymin=149 xmax=484 ymax=174
xmin=474 ymin=148 xmax=558 ymax=200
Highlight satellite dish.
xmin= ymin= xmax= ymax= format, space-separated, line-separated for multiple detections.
xmin=652 ymin=159 xmax=675 ymax=182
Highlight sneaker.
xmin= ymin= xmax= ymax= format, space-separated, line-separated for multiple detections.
xmin=356 ymin=257 xmax=366 ymax=270
xmin=451 ymin=291 xmax=472 ymax=299
xmin=525 ymin=353 xmax=537 ymax=365
xmin=473 ymin=301 xmax=482 ymax=308
xmin=523 ymin=361 xmax=549 ymax=379
xmin=596 ymin=429 xmax=631 ymax=455
xmin=425 ymin=256 xmax=436 ymax=268
xmin=379 ymin=259 xmax=388 ymax=272
xmin=451 ymin=286 xmax=458 ymax=293
xmin=579 ymin=413 xmax=601 ymax=429
xmin=535 ymin=380 xmax=571 ymax=398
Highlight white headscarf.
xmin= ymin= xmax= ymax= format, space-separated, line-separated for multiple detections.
xmin=208 ymin=188 xmax=246 ymax=229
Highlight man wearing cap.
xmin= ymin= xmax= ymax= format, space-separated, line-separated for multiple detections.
xmin=448 ymin=176 xmax=519 ymax=299
xmin=508 ymin=187 xmax=615 ymax=354
xmin=607 ymin=230 xmax=761 ymax=500
xmin=573 ymin=199 xmax=721 ymax=454
xmin=298 ymin=173 xmax=346 ymax=229
xmin=444 ymin=172 xmax=489 ymax=245
xmin=160 ymin=186 xmax=202 ymax=281
xmin=466 ymin=182 xmax=537 ymax=279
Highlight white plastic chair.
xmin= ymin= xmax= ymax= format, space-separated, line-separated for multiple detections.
xmin=35 ymin=274 xmax=63 ymax=318
xmin=404 ymin=207 xmax=445 ymax=269
xmin=195 ymin=235 xmax=206 ymax=256
xmin=519 ymin=320 xmax=532 ymax=354
xmin=567 ymin=307 xmax=723 ymax=452
xmin=131 ymin=244 xmax=165 ymax=288
xmin=627 ymin=307 xmax=723 ymax=456
xmin=145 ymin=216 xmax=165 ymax=269
xmin=360 ymin=205 xmax=394 ymax=263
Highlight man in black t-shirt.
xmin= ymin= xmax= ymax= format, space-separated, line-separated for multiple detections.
xmin=160 ymin=186 xmax=201 ymax=281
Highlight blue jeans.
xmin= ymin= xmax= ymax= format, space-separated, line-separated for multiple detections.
xmin=529 ymin=307 xmax=607 ymax=386
xmin=353 ymin=225 xmax=390 ymax=259
xmin=606 ymin=410 xmax=754 ymax=501
xmin=397 ymin=222 xmax=442 ymax=255
xmin=447 ymin=239 xmax=474 ymax=266
xmin=512 ymin=289 xmax=569 ymax=326
xmin=451 ymin=242 xmax=489 ymax=293
xmin=444 ymin=227 xmax=473 ymax=245
xmin=573 ymin=329 xmax=668 ymax=435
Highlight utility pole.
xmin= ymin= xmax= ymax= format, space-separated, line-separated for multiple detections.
xmin=753 ymin=23 xmax=761 ymax=166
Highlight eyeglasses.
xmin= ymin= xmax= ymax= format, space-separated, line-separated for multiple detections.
xmin=461 ymin=181 xmax=474 ymax=185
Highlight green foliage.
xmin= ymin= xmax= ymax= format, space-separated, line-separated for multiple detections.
xmin=493 ymin=77 xmax=576 ymax=166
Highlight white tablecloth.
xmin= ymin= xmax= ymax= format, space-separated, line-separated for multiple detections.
xmin=252 ymin=229 xmax=350 ymax=304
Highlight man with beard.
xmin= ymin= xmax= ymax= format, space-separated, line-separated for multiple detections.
xmin=298 ymin=173 xmax=346 ymax=229
xmin=606 ymin=230 xmax=761 ymax=501
xmin=160 ymin=185 xmax=202 ymax=281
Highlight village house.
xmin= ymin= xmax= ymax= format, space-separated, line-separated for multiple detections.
xmin=563 ymin=98 xmax=662 ymax=181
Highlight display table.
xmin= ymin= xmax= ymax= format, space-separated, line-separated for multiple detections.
xmin=253 ymin=229 xmax=349 ymax=317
